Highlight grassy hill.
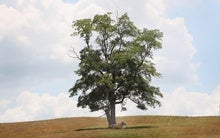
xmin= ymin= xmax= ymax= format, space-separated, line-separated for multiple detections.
xmin=0 ymin=116 xmax=220 ymax=138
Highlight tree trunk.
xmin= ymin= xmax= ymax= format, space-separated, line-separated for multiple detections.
xmin=105 ymin=101 xmax=116 ymax=127
xmin=105 ymin=109 xmax=111 ymax=126
xmin=110 ymin=102 xmax=116 ymax=124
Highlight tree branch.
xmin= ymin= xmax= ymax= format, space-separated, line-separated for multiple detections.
xmin=128 ymin=97 xmax=139 ymax=105
xmin=115 ymin=94 xmax=127 ymax=105
xmin=69 ymin=47 xmax=81 ymax=60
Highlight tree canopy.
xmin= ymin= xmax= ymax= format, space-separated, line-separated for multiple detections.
xmin=69 ymin=13 xmax=163 ymax=126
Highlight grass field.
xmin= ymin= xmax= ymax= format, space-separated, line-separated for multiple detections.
xmin=0 ymin=116 xmax=220 ymax=138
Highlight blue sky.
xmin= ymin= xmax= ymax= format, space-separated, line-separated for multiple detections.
xmin=190 ymin=1 xmax=220 ymax=92
xmin=168 ymin=0 xmax=220 ymax=92
xmin=0 ymin=0 xmax=219 ymax=122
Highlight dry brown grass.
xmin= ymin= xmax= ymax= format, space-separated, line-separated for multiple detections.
xmin=0 ymin=116 xmax=219 ymax=138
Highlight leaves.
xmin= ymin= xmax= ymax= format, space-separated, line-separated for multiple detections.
xmin=72 ymin=19 xmax=93 ymax=46
xmin=69 ymin=12 xmax=163 ymax=112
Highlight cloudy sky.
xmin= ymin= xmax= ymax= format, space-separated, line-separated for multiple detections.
xmin=0 ymin=0 xmax=220 ymax=123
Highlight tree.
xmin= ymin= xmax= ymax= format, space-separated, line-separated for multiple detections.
xmin=69 ymin=13 xmax=163 ymax=126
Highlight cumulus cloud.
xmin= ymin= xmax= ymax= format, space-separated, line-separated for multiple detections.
xmin=76 ymin=0 xmax=200 ymax=86
xmin=0 ymin=91 xmax=102 ymax=123
xmin=0 ymin=0 xmax=208 ymax=122
xmin=0 ymin=0 xmax=76 ymax=95
xmin=158 ymin=86 xmax=220 ymax=116
xmin=117 ymin=85 xmax=220 ymax=117
xmin=1 ymin=85 xmax=219 ymax=123
xmin=164 ymin=0 xmax=201 ymax=10
xmin=0 ymin=0 xmax=198 ymax=92
xmin=72 ymin=0 xmax=199 ymax=85
xmin=0 ymin=99 xmax=10 ymax=110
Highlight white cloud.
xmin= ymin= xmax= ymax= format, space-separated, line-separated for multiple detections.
xmin=0 ymin=0 xmax=75 ymax=62
xmin=165 ymin=0 xmax=201 ymax=10
xmin=80 ymin=0 xmax=198 ymax=85
xmin=117 ymin=85 xmax=220 ymax=117
xmin=0 ymin=0 xmax=199 ymax=89
xmin=1 ymin=85 xmax=219 ymax=123
xmin=0 ymin=0 xmax=77 ymax=94
xmin=0 ymin=4 xmax=25 ymax=38
xmin=71 ymin=0 xmax=199 ymax=85
xmin=152 ymin=16 xmax=198 ymax=85
xmin=0 ymin=99 xmax=10 ymax=109
xmin=0 ymin=0 xmax=209 ymax=122
xmin=161 ymin=86 xmax=220 ymax=116
xmin=159 ymin=17 xmax=196 ymax=59
xmin=0 ymin=91 xmax=101 ymax=123
xmin=0 ymin=107 xmax=34 ymax=122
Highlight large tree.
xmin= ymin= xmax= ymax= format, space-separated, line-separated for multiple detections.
xmin=69 ymin=13 xmax=163 ymax=126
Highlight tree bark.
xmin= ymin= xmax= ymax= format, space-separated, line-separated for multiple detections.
xmin=110 ymin=101 xmax=116 ymax=124
xmin=105 ymin=109 xmax=111 ymax=126
xmin=105 ymin=101 xmax=116 ymax=127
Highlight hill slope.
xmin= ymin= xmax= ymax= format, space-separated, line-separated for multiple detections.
xmin=0 ymin=116 xmax=220 ymax=138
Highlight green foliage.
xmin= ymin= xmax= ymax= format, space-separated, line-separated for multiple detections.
xmin=69 ymin=13 xmax=163 ymax=112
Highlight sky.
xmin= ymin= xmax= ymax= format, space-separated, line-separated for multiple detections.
xmin=0 ymin=0 xmax=220 ymax=123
